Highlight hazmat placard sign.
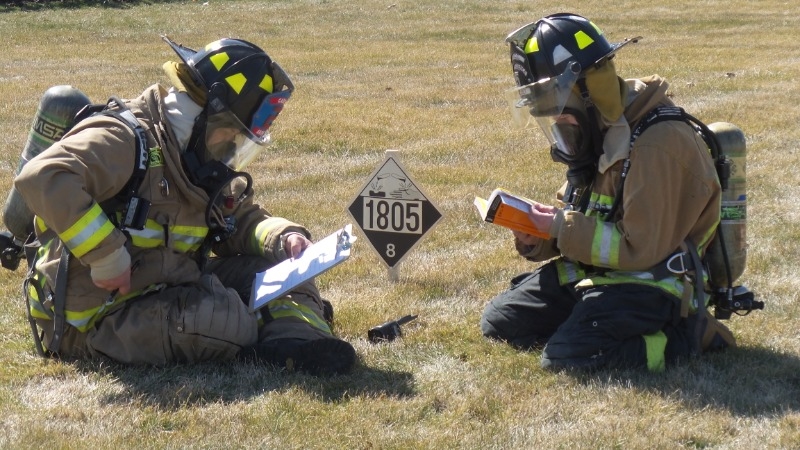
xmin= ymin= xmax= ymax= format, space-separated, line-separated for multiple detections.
xmin=347 ymin=151 xmax=442 ymax=269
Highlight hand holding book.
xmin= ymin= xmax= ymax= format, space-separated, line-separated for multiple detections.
xmin=473 ymin=188 xmax=552 ymax=239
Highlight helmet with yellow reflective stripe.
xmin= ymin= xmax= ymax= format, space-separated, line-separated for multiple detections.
xmin=163 ymin=36 xmax=294 ymax=171
xmin=506 ymin=13 xmax=637 ymax=87
xmin=504 ymin=14 xmax=640 ymax=184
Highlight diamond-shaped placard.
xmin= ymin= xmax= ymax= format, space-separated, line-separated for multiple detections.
xmin=347 ymin=151 xmax=442 ymax=268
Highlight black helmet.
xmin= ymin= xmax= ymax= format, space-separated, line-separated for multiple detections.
xmin=504 ymin=14 xmax=639 ymax=176
xmin=506 ymin=13 xmax=637 ymax=87
xmin=163 ymin=36 xmax=294 ymax=170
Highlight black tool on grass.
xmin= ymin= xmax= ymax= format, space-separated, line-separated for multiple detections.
xmin=368 ymin=314 xmax=418 ymax=343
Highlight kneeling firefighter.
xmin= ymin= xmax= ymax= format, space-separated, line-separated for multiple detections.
xmin=12 ymin=36 xmax=356 ymax=375
xmin=480 ymin=13 xmax=758 ymax=372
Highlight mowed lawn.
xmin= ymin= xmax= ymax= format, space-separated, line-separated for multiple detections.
xmin=0 ymin=1 xmax=798 ymax=449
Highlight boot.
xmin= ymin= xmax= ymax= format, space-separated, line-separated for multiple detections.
xmin=687 ymin=308 xmax=736 ymax=355
xmin=248 ymin=337 xmax=356 ymax=376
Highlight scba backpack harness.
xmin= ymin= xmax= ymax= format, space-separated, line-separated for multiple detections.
xmin=22 ymin=97 xmax=150 ymax=357
xmin=614 ymin=106 xmax=762 ymax=326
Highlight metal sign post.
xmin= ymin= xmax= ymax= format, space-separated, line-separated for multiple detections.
xmin=347 ymin=150 xmax=443 ymax=281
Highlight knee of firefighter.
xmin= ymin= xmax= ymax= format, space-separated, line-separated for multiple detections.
xmin=261 ymin=295 xmax=333 ymax=340
xmin=480 ymin=297 xmax=514 ymax=340
xmin=170 ymin=275 xmax=258 ymax=352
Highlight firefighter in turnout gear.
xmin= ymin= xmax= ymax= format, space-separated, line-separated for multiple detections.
xmin=480 ymin=13 xmax=736 ymax=371
xmin=14 ymin=36 xmax=356 ymax=375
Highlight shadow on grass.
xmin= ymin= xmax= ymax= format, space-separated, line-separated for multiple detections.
xmin=74 ymin=358 xmax=415 ymax=409
xmin=565 ymin=345 xmax=800 ymax=417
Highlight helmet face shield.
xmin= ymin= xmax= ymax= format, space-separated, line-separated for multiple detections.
xmin=505 ymin=60 xmax=592 ymax=164
xmin=204 ymin=110 xmax=258 ymax=171
xmin=505 ymin=61 xmax=580 ymax=129
xmin=162 ymin=36 xmax=296 ymax=172
xmin=204 ymin=62 xmax=293 ymax=171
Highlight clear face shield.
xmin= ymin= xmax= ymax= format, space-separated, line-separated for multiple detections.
xmin=204 ymin=62 xmax=294 ymax=171
xmin=504 ymin=61 xmax=586 ymax=161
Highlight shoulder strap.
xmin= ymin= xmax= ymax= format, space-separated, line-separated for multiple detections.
xmin=605 ymin=106 xmax=699 ymax=220
xmin=629 ymin=105 xmax=687 ymax=145
xmin=102 ymin=97 xmax=149 ymax=204
xmin=74 ymin=97 xmax=149 ymax=210
xmin=96 ymin=97 xmax=151 ymax=231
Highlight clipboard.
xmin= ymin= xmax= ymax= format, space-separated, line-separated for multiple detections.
xmin=249 ymin=224 xmax=357 ymax=312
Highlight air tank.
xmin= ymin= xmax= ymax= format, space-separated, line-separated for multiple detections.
xmin=3 ymin=85 xmax=91 ymax=240
xmin=705 ymin=122 xmax=747 ymax=287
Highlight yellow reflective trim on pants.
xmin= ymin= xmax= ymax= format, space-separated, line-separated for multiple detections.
xmin=60 ymin=203 xmax=115 ymax=257
xmin=643 ymin=331 xmax=667 ymax=372
xmin=268 ymin=298 xmax=332 ymax=335
xmin=555 ymin=259 xmax=585 ymax=285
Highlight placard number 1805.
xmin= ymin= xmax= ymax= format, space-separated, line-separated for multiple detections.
xmin=362 ymin=198 xmax=422 ymax=234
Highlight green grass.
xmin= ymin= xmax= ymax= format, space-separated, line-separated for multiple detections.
xmin=1 ymin=0 xmax=799 ymax=448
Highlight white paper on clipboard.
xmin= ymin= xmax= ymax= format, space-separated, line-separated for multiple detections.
xmin=249 ymin=224 xmax=356 ymax=312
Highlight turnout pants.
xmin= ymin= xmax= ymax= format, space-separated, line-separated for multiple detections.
xmin=480 ymin=261 xmax=694 ymax=371
xmin=58 ymin=256 xmax=335 ymax=365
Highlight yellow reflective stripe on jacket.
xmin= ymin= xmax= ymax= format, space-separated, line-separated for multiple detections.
xmin=28 ymin=284 xmax=163 ymax=332
xmin=576 ymin=270 xmax=686 ymax=299
xmin=697 ymin=221 xmax=718 ymax=255
xmin=125 ymin=220 xmax=207 ymax=252
xmin=59 ymin=203 xmax=115 ymax=258
xmin=586 ymin=192 xmax=614 ymax=220
xmin=591 ymin=221 xmax=621 ymax=267
xmin=35 ymin=216 xmax=48 ymax=234
xmin=27 ymin=236 xmax=54 ymax=320
xmin=126 ymin=221 xmax=164 ymax=248
xmin=26 ymin=274 xmax=50 ymax=320
xmin=252 ymin=217 xmax=287 ymax=255
xmin=267 ymin=298 xmax=332 ymax=335
xmin=171 ymin=225 xmax=207 ymax=252
xmin=25 ymin=272 xmax=98 ymax=331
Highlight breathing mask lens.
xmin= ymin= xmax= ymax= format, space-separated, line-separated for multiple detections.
xmin=537 ymin=114 xmax=584 ymax=159
xmin=543 ymin=109 xmax=595 ymax=165
xmin=204 ymin=109 xmax=272 ymax=171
